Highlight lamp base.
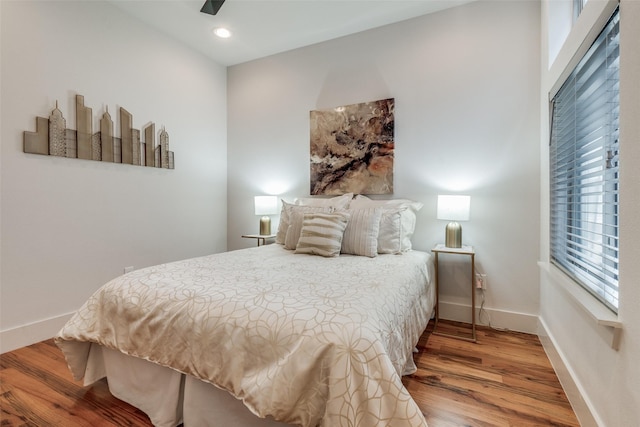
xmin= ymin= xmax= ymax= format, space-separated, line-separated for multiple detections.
xmin=445 ymin=221 xmax=462 ymax=248
xmin=259 ymin=216 xmax=271 ymax=235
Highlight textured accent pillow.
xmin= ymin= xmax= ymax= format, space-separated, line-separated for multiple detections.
xmin=283 ymin=206 xmax=332 ymax=250
xmin=295 ymin=212 xmax=350 ymax=257
xmin=340 ymin=207 xmax=383 ymax=257
xmin=294 ymin=193 xmax=353 ymax=209
xmin=349 ymin=195 xmax=423 ymax=253
xmin=275 ymin=199 xmax=294 ymax=245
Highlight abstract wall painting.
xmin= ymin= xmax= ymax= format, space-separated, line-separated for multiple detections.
xmin=24 ymin=94 xmax=174 ymax=169
xmin=310 ymin=98 xmax=394 ymax=195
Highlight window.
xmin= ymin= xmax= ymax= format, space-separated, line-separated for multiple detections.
xmin=550 ymin=8 xmax=620 ymax=313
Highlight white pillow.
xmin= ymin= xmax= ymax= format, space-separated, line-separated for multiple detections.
xmin=377 ymin=207 xmax=415 ymax=253
xmin=349 ymin=195 xmax=423 ymax=212
xmin=340 ymin=207 xmax=383 ymax=257
xmin=295 ymin=212 xmax=350 ymax=257
xmin=349 ymin=195 xmax=423 ymax=253
xmin=284 ymin=206 xmax=332 ymax=250
xmin=294 ymin=193 xmax=353 ymax=209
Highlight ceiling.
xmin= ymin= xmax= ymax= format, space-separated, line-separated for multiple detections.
xmin=110 ymin=0 xmax=474 ymax=66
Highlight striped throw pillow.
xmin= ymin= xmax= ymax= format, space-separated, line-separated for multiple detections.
xmin=340 ymin=207 xmax=383 ymax=257
xmin=284 ymin=206 xmax=332 ymax=250
xmin=295 ymin=212 xmax=350 ymax=257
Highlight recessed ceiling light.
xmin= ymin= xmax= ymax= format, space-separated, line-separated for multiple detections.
xmin=213 ymin=27 xmax=231 ymax=38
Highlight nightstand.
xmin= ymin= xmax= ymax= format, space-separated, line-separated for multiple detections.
xmin=242 ymin=234 xmax=276 ymax=246
xmin=431 ymin=243 xmax=476 ymax=342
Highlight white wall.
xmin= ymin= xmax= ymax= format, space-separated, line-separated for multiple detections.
xmin=0 ymin=1 xmax=228 ymax=352
xmin=539 ymin=1 xmax=640 ymax=426
xmin=227 ymin=1 xmax=541 ymax=332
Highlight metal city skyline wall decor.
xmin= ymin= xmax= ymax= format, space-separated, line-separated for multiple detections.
xmin=309 ymin=98 xmax=394 ymax=195
xmin=24 ymin=94 xmax=175 ymax=169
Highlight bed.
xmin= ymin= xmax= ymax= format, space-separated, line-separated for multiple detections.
xmin=56 ymin=196 xmax=434 ymax=427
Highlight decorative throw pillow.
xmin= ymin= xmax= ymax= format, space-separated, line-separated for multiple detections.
xmin=283 ymin=206 xmax=332 ymax=250
xmin=349 ymin=195 xmax=423 ymax=253
xmin=295 ymin=212 xmax=350 ymax=257
xmin=340 ymin=207 xmax=383 ymax=257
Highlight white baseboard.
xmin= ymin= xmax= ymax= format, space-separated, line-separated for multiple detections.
xmin=537 ymin=317 xmax=601 ymax=427
xmin=438 ymin=300 xmax=539 ymax=334
xmin=1 ymin=313 xmax=73 ymax=354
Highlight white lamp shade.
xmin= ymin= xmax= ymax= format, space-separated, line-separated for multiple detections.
xmin=437 ymin=195 xmax=470 ymax=221
xmin=254 ymin=196 xmax=278 ymax=216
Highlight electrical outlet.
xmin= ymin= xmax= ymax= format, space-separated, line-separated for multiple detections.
xmin=124 ymin=266 xmax=134 ymax=274
xmin=475 ymin=273 xmax=487 ymax=290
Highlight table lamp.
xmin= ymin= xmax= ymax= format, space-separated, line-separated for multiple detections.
xmin=437 ymin=195 xmax=470 ymax=248
xmin=254 ymin=196 xmax=278 ymax=235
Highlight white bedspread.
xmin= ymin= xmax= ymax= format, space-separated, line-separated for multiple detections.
xmin=56 ymin=245 xmax=433 ymax=427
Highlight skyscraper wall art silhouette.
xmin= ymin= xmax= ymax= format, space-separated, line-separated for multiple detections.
xmin=23 ymin=94 xmax=175 ymax=170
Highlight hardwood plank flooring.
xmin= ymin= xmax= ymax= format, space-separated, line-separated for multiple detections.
xmin=1 ymin=320 xmax=579 ymax=426
xmin=405 ymin=321 xmax=579 ymax=427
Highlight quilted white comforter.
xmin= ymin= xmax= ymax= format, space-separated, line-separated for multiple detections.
xmin=56 ymin=245 xmax=434 ymax=427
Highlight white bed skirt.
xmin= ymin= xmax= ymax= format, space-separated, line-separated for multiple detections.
xmin=86 ymin=344 xmax=292 ymax=427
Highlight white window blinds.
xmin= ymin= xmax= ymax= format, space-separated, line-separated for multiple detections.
xmin=550 ymin=7 xmax=620 ymax=313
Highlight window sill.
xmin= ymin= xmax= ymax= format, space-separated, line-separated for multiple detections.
xmin=538 ymin=261 xmax=622 ymax=350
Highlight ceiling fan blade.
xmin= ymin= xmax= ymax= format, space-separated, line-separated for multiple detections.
xmin=200 ymin=0 xmax=225 ymax=15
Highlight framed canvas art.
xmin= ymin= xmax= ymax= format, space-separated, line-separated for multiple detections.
xmin=310 ymin=98 xmax=394 ymax=195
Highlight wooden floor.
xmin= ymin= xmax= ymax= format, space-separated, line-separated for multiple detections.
xmin=405 ymin=321 xmax=579 ymax=426
xmin=1 ymin=320 xmax=579 ymax=427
